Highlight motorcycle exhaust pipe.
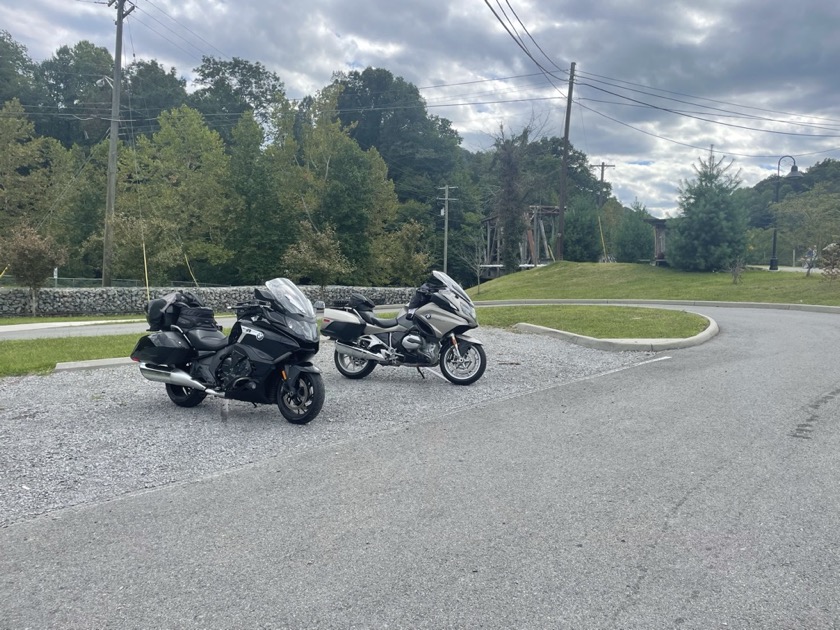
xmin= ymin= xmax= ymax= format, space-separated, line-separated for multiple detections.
xmin=334 ymin=341 xmax=385 ymax=363
xmin=138 ymin=363 xmax=225 ymax=397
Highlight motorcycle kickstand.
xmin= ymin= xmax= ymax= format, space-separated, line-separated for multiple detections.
xmin=416 ymin=367 xmax=426 ymax=379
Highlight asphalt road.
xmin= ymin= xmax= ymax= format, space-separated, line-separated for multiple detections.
xmin=2 ymin=305 xmax=840 ymax=628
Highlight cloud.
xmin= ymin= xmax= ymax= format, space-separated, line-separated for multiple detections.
xmin=3 ymin=0 xmax=840 ymax=217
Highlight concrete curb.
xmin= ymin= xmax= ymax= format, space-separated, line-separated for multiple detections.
xmin=3 ymin=318 xmax=145 ymax=333
xmin=55 ymin=357 xmax=135 ymax=371
xmin=513 ymin=312 xmax=719 ymax=352
xmin=474 ymin=298 xmax=840 ymax=315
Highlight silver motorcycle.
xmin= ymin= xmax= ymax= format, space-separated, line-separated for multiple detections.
xmin=320 ymin=271 xmax=487 ymax=385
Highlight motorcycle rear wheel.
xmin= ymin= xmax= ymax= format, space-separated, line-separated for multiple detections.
xmin=439 ymin=340 xmax=487 ymax=385
xmin=165 ymin=383 xmax=207 ymax=407
xmin=277 ymin=371 xmax=325 ymax=424
xmin=334 ymin=349 xmax=377 ymax=379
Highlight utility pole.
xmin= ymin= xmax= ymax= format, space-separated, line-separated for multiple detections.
xmin=556 ymin=61 xmax=576 ymax=261
xmin=589 ymin=161 xmax=615 ymax=208
xmin=101 ymin=0 xmax=134 ymax=287
xmin=437 ymin=185 xmax=458 ymax=274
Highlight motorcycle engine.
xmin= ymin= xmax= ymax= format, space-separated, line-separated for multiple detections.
xmin=217 ymin=347 xmax=253 ymax=390
xmin=401 ymin=334 xmax=423 ymax=351
xmin=401 ymin=334 xmax=439 ymax=364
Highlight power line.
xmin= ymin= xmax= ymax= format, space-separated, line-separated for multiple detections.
xmin=143 ymin=0 xmax=230 ymax=60
xmin=575 ymin=79 xmax=840 ymax=139
xmin=482 ymin=0 xmax=840 ymax=157
xmin=576 ymin=68 xmax=840 ymax=127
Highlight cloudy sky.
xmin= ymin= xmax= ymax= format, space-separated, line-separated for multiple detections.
xmin=3 ymin=0 xmax=840 ymax=216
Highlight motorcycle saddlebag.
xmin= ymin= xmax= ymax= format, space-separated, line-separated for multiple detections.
xmin=131 ymin=331 xmax=196 ymax=365
xmin=321 ymin=309 xmax=366 ymax=342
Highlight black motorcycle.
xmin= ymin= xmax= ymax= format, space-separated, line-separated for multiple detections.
xmin=130 ymin=278 xmax=325 ymax=424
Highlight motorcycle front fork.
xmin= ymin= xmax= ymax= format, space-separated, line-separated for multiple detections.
xmin=448 ymin=333 xmax=462 ymax=360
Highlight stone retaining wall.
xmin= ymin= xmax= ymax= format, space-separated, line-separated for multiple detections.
xmin=0 ymin=285 xmax=416 ymax=317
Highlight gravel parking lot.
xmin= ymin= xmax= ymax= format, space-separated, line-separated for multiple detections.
xmin=0 ymin=328 xmax=654 ymax=527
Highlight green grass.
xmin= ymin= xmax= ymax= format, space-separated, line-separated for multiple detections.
xmin=469 ymin=262 xmax=837 ymax=305
xmin=0 ymin=333 xmax=141 ymax=377
xmin=380 ymin=304 xmax=706 ymax=338
xmin=476 ymin=305 xmax=708 ymax=338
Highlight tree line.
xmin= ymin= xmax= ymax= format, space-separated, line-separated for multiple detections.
xmin=0 ymin=30 xmax=658 ymax=290
xmin=3 ymin=29 xmax=837 ymax=292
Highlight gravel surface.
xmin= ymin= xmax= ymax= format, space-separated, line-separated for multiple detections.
xmin=0 ymin=328 xmax=654 ymax=527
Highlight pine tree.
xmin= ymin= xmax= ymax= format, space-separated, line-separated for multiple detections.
xmin=668 ymin=150 xmax=746 ymax=271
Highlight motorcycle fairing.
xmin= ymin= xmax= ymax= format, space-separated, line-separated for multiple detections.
xmin=280 ymin=362 xmax=322 ymax=396
xmin=217 ymin=343 xmax=278 ymax=404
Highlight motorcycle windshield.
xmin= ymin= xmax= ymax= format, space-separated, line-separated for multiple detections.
xmin=264 ymin=278 xmax=316 ymax=318
xmin=432 ymin=270 xmax=474 ymax=306
xmin=262 ymin=278 xmax=319 ymax=343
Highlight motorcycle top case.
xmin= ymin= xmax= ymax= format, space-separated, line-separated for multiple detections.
xmin=131 ymin=331 xmax=196 ymax=365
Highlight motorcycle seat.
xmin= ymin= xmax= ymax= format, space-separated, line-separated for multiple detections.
xmin=185 ymin=328 xmax=229 ymax=351
xmin=358 ymin=309 xmax=398 ymax=329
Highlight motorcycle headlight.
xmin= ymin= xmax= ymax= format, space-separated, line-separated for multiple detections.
xmin=287 ymin=317 xmax=319 ymax=343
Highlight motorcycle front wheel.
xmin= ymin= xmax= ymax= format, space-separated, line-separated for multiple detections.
xmin=277 ymin=371 xmax=325 ymax=424
xmin=334 ymin=349 xmax=377 ymax=379
xmin=439 ymin=340 xmax=487 ymax=385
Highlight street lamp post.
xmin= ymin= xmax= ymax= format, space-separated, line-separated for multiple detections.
xmin=769 ymin=155 xmax=804 ymax=271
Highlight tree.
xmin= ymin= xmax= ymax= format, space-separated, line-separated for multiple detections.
xmin=2 ymin=226 xmax=66 ymax=315
xmin=492 ymin=126 xmax=529 ymax=273
xmin=0 ymin=99 xmax=77 ymax=242
xmin=453 ymin=212 xmax=486 ymax=291
xmin=35 ymin=41 xmax=115 ymax=148
xmin=334 ymin=67 xmax=461 ymax=206
xmin=0 ymin=30 xmax=38 ymax=108
xmin=563 ymin=198 xmax=601 ymax=262
xmin=113 ymin=106 xmax=239 ymax=283
xmin=820 ymin=243 xmax=840 ymax=283
xmin=615 ymin=200 xmax=654 ymax=263
xmin=523 ymin=137 xmax=603 ymax=210
xmin=224 ymin=111 xmax=292 ymax=284
xmin=371 ymin=220 xmax=431 ymax=286
xmin=188 ymin=56 xmax=284 ymax=145
xmin=286 ymin=84 xmax=400 ymax=284
xmin=281 ymin=221 xmax=352 ymax=299
xmin=52 ymin=141 xmax=108 ymax=278
xmin=123 ymin=60 xmax=189 ymax=137
xmin=598 ymin=197 xmax=625 ymax=256
xmin=775 ymin=182 xmax=840 ymax=262
xmin=668 ymin=150 xmax=745 ymax=272
xmin=0 ymin=99 xmax=44 ymax=223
